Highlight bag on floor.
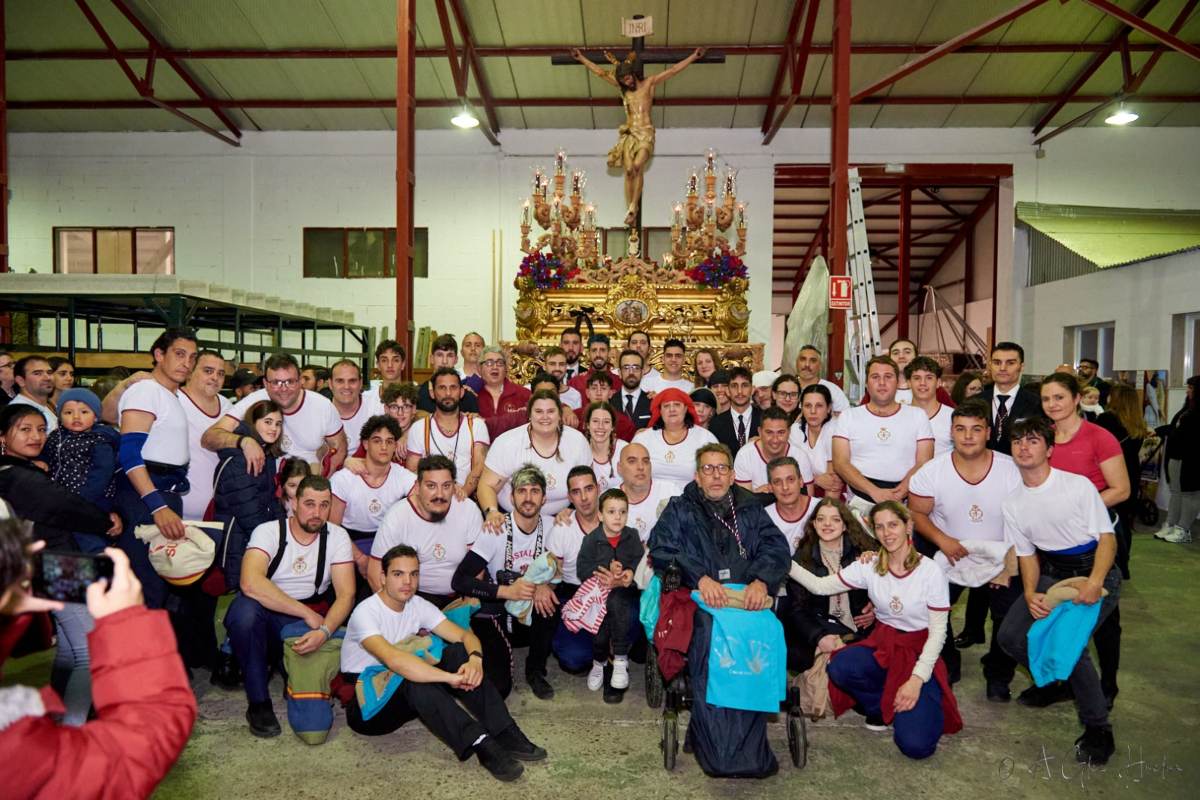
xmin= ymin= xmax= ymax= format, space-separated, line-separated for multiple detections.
xmin=280 ymin=621 xmax=345 ymax=745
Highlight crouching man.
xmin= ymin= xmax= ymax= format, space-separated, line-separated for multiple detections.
xmin=341 ymin=545 xmax=547 ymax=782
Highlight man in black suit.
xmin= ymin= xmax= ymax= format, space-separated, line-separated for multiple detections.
xmin=709 ymin=367 xmax=760 ymax=457
xmin=978 ymin=341 xmax=1044 ymax=456
xmin=615 ymin=349 xmax=652 ymax=429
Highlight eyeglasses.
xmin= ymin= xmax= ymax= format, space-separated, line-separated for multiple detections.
xmin=699 ymin=464 xmax=732 ymax=475
xmin=479 ymin=359 xmax=505 ymax=368
xmin=774 ymin=390 xmax=799 ymax=399
xmin=387 ymin=403 xmax=414 ymax=414
xmin=265 ymin=379 xmax=298 ymax=389
xmin=620 ymin=365 xmax=642 ymax=373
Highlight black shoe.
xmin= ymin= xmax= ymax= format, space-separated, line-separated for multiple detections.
xmin=602 ymin=663 xmax=624 ymax=704
xmin=986 ymin=682 xmax=1012 ymax=703
xmin=246 ymin=702 xmax=281 ymax=738
xmin=1075 ymin=725 xmax=1115 ymax=765
xmin=864 ymin=713 xmax=889 ymax=732
xmin=476 ymin=737 xmax=524 ymax=782
xmin=211 ymin=652 xmax=242 ymax=690
xmin=953 ymin=632 xmax=985 ymax=648
xmin=495 ymin=725 xmax=547 ymax=761
xmin=526 ymin=672 xmax=554 ymax=701
xmin=1017 ymin=682 xmax=1072 ymax=708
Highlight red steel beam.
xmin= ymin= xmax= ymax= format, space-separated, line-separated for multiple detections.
xmin=432 ymin=0 xmax=497 ymax=145
xmin=448 ymin=0 xmax=501 ymax=136
xmin=897 ymin=184 xmax=911 ymax=338
xmin=10 ymin=92 xmax=1197 ymax=111
xmin=396 ymin=0 xmax=415 ymax=379
xmin=763 ymin=0 xmax=822 ymax=145
xmin=12 ymin=42 xmax=1195 ymax=61
xmin=107 ymin=0 xmax=242 ymax=139
xmin=791 ymin=210 xmax=829 ymax=302
xmin=1 ymin=0 xmax=7 ymax=274
xmin=828 ymin=0 xmax=851 ymax=382
xmin=851 ymin=0 xmax=1050 ymax=104
xmin=1081 ymin=0 xmax=1200 ymax=62
xmin=1031 ymin=0 xmax=1160 ymax=135
xmin=1127 ymin=0 xmax=1199 ymax=92
xmin=761 ymin=0 xmax=811 ymax=137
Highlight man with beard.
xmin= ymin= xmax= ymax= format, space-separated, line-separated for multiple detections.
xmin=8 ymin=356 xmax=58 ymax=432
xmin=568 ymin=334 xmax=620 ymax=396
xmin=203 ymin=353 xmax=347 ymax=476
xmin=453 ymin=465 xmax=557 ymax=700
xmin=225 ymin=475 xmax=357 ymax=737
xmin=794 ymin=345 xmax=850 ymax=415
xmin=540 ymin=347 xmax=583 ymax=410
xmin=179 ymin=351 xmax=232 ymax=520
xmin=328 ymin=359 xmax=383 ymax=455
xmin=560 ymin=328 xmax=585 ymax=382
xmin=649 ymin=444 xmax=791 ymax=777
xmin=546 ymin=466 xmax=604 ymax=675
xmin=616 ymin=349 xmax=652 ymax=429
xmin=407 ymin=368 xmax=490 ymax=500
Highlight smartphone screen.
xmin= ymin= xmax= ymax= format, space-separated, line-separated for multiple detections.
xmin=33 ymin=550 xmax=115 ymax=604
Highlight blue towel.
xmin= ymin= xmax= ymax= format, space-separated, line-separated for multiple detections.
xmin=639 ymin=574 xmax=662 ymax=642
xmin=1027 ymin=600 xmax=1102 ymax=687
xmin=357 ymin=636 xmax=446 ymax=721
xmin=692 ymin=585 xmax=787 ymax=714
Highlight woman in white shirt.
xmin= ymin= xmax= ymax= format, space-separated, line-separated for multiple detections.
xmin=790 ymin=384 xmax=845 ymax=499
xmin=788 ymin=501 xmax=961 ymax=760
xmin=584 ymin=402 xmax=626 ymax=492
xmin=631 ymin=388 xmax=717 ymax=485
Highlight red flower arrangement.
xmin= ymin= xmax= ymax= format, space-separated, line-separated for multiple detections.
xmin=517 ymin=251 xmax=579 ymax=289
xmin=685 ymin=248 xmax=748 ymax=289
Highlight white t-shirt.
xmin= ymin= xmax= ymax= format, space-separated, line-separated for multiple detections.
xmin=371 ymin=496 xmax=482 ymax=596
xmin=406 ymin=414 xmax=490 ymax=486
xmin=895 ymin=387 xmax=914 ymax=406
xmin=819 ymin=379 xmax=851 ymax=415
xmin=179 ymin=389 xmax=231 ymax=518
xmin=228 ymin=389 xmax=342 ymax=463
xmin=642 ymin=373 xmax=695 ymax=394
xmin=338 ymin=393 xmax=384 ymax=456
xmin=836 ymin=556 xmax=950 ymax=632
xmin=484 ymin=425 xmax=592 ymax=514
xmin=926 ymin=404 xmax=953 ymax=457
xmin=1002 ymin=468 xmax=1114 ymax=557
xmin=734 ymin=441 xmax=815 ymax=489
xmin=909 ymin=451 xmax=1022 ymax=543
xmin=118 ymin=379 xmax=189 ymax=466
xmin=832 ymin=404 xmax=933 ymax=483
xmin=341 ymin=593 xmax=447 ymax=674
xmin=330 ymin=463 xmax=416 ymax=534
xmin=469 ymin=514 xmax=554 ymax=579
xmin=7 ymin=395 xmax=57 ymax=433
xmin=790 ymin=422 xmax=834 ymax=476
xmin=546 ymin=511 xmax=596 ymax=585
xmin=246 ymin=520 xmax=354 ymax=600
xmin=558 ymin=386 xmax=583 ymax=410
xmin=767 ymin=497 xmax=817 ymax=556
xmin=592 ymin=439 xmax=627 ymax=493
xmin=632 ymin=426 xmax=719 ymax=485
xmin=628 ymin=480 xmax=685 ymax=542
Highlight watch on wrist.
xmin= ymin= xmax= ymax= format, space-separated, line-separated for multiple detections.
xmin=318 ymin=624 xmax=332 ymax=638
xmin=469 ymin=650 xmax=483 ymax=659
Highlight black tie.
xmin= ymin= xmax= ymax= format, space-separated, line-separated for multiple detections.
xmin=994 ymin=395 xmax=1009 ymax=443
xmin=625 ymin=393 xmax=635 ymax=418
xmin=737 ymin=414 xmax=747 ymax=447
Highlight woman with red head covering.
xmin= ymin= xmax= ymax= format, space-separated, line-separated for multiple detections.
xmin=630 ymin=388 xmax=718 ymax=485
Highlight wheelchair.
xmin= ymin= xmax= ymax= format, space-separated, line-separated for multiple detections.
xmin=645 ymin=563 xmax=808 ymax=771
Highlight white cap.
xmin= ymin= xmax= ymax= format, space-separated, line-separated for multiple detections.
xmin=752 ymin=370 xmax=779 ymax=389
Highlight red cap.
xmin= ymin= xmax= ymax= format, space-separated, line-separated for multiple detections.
xmin=648 ymin=387 xmax=698 ymax=429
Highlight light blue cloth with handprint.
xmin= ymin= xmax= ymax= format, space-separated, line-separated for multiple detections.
xmin=692 ymin=585 xmax=787 ymax=714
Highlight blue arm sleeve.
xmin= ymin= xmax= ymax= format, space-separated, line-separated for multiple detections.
xmin=118 ymin=431 xmax=149 ymax=475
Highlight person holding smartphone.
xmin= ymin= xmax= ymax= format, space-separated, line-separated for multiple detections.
xmin=0 ymin=525 xmax=196 ymax=798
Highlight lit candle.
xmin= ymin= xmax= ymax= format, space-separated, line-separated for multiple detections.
xmin=522 ymin=199 xmax=531 ymax=226
xmin=687 ymin=172 xmax=698 ymax=195
xmin=735 ymin=202 xmax=746 ymax=227
xmin=724 ymin=169 xmax=735 ymax=197
xmin=555 ymin=150 xmax=566 ymax=174
xmin=673 ymin=203 xmax=684 ymax=227
xmin=571 ymin=170 xmax=582 ymax=194
xmin=532 ymin=168 xmax=543 ymax=193
xmin=705 ymin=149 xmax=716 ymax=174
xmin=584 ymin=204 xmax=595 ymax=229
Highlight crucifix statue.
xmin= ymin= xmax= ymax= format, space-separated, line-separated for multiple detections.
xmin=571 ymin=46 xmax=705 ymax=227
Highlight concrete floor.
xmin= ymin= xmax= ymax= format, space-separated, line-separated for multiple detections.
xmin=6 ymin=525 xmax=1198 ymax=799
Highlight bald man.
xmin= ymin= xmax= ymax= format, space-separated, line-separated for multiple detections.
xmin=616 ymin=443 xmax=684 ymax=543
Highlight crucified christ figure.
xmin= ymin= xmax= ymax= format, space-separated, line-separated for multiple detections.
xmin=571 ymin=47 xmax=706 ymax=227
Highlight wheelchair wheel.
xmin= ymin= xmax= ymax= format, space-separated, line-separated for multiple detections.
xmin=1138 ymin=497 xmax=1160 ymax=527
xmin=662 ymin=711 xmax=679 ymax=770
xmin=787 ymin=712 xmax=808 ymax=768
xmin=645 ymin=646 xmax=664 ymax=708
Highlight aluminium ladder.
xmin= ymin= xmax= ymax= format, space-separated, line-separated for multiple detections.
xmin=842 ymin=168 xmax=881 ymax=402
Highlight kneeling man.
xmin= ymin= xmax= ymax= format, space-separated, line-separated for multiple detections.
xmin=342 ymin=545 xmax=547 ymax=782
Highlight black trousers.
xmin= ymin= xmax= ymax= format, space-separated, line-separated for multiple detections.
xmin=593 ymin=586 xmax=639 ymax=660
xmin=960 ymin=585 xmax=990 ymax=639
xmin=941 ymin=580 xmax=1021 ymax=686
xmin=471 ymin=605 xmax=558 ymax=698
xmin=344 ymin=643 xmax=516 ymax=759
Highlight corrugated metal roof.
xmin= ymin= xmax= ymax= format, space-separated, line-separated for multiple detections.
xmin=1016 ymin=202 xmax=1200 ymax=267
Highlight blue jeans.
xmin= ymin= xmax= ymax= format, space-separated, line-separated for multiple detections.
xmin=51 ymin=603 xmax=95 ymax=726
xmin=224 ymin=594 xmax=306 ymax=705
xmin=827 ymin=645 xmax=946 ymax=760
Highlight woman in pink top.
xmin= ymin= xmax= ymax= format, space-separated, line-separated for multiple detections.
xmin=1039 ymin=371 xmax=1129 ymax=709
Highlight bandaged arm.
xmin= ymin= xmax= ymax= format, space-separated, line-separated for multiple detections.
xmin=118 ymin=410 xmax=165 ymax=513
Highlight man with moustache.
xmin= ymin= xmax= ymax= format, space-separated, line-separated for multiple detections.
xmin=616 ymin=349 xmax=653 ymax=429
xmin=406 ymin=369 xmax=490 ymax=501
xmin=568 ymin=334 xmax=620 ymax=396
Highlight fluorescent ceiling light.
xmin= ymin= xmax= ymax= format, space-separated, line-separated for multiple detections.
xmin=451 ymin=106 xmax=479 ymax=129
xmin=1104 ymin=105 xmax=1138 ymax=126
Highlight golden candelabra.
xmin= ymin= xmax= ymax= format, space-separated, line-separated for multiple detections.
xmin=663 ymin=149 xmax=747 ymax=268
xmin=519 ymin=150 xmax=601 ymax=270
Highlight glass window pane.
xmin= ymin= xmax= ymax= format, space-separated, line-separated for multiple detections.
xmin=644 ymin=227 xmax=671 ymax=263
xmin=57 ymin=230 xmax=94 ymax=273
xmin=1189 ymin=316 xmax=1200 ymax=377
xmin=96 ymin=230 xmax=133 ymax=274
xmin=304 ymin=229 xmax=344 ymax=278
xmin=135 ymin=229 xmax=173 ymax=274
xmin=347 ymin=229 xmax=386 ymax=277
xmin=1078 ymin=328 xmax=1098 ymax=362
xmin=414 ymin=227 xmax=429 ymax=278
xmin=605 ymin=228 xmax=628 ymax=260
xmin=386 ymin=228 xmax=396 ymax=277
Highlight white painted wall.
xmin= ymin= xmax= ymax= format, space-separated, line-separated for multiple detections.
xmin=8 ymin=127 xmax=1199 ymax=367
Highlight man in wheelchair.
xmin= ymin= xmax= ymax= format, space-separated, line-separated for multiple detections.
xmin=648 ymin=443 xmax=791 ymax=778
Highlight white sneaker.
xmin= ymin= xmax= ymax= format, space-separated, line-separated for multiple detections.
xmin=587 ymin=661 xmax=605 ymax=692
xmin=611 ymin=657 xmax=630 ymax=690
xmin=1163 ymin=526 xmax=1192 ymax=544
xmin=1153 ymin=524 xmax=1175 ymax=540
